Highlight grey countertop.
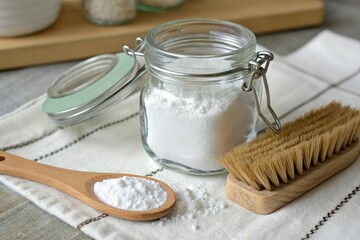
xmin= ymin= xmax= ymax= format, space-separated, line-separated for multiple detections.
xmin=1 ymin=1 xmax=359 ymax=239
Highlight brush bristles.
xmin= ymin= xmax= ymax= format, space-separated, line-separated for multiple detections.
xmin=222 ymin=102 xmax=360 ymax=191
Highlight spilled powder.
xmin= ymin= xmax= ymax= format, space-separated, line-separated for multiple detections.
xmin=156 ymin=185 xmax=227 ymax=230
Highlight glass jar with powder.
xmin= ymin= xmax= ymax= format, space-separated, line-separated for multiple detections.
xmin=42 ymin=19 xmax=280 ymax=176
xmin=140 ymin=19 xmax=280 ymax=175
xmin=82 ymin=0 xmax=137 ymax=25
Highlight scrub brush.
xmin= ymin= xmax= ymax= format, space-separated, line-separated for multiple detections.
xmin=222 ymin=102 xmax=360 ymax=214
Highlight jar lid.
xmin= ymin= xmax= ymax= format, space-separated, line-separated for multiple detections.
xmin=42 ymin=51 xmax=144 ymax=126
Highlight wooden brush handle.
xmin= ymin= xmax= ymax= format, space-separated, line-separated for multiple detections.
xmin=226 ymin=141 xmax=360 ymax=214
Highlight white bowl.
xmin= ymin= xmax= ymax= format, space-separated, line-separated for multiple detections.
xmin=0 ymin=0 xmax=61 ymax=37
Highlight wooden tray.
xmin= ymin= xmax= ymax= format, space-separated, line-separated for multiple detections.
xmin=0 ymin=0 xmax=324 ymax=70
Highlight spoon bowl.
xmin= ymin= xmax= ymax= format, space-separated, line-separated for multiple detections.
xmin=0 ymin=151 xmax=176 ymax=221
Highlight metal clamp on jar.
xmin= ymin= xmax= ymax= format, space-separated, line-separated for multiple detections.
xmin=43 ymin=19 xmax=281 ymax=175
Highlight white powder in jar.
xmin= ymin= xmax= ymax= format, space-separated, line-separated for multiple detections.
xmin=83 ymin=0 xmax=136 ymax=24
xmin=94 ymin=176 xmax=167 ymax=211
xmin=144 ymin=85 xmax=255 ymax=171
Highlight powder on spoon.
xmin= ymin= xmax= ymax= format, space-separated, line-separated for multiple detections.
xmin=94 ymin=176 xmax=168 ymax=211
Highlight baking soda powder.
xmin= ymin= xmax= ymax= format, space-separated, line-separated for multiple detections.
xmin=94 ymin=176 xmax=167 ymax=211
xmin=145 ymin=86 xmax=255 ymax=171
xmin=157 ymin=185 xmax=227 ymax=230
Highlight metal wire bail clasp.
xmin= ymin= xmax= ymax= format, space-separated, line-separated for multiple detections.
xmin=123 ymin=37 xmax=146 ymax=80
xmin=242 ymin=51 xmax=282 ymax=134
xmin=123 ymin=37 xmax=145 ymax=58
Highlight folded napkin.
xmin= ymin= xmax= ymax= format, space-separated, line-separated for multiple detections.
xmin=1 ymin=30 xmax=360 ymax=240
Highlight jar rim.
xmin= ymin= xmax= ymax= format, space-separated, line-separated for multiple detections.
xmin=145 ymin=18 xmax=256 ymax=60
xmin=144 ymin=18 xmax=257 ymax=83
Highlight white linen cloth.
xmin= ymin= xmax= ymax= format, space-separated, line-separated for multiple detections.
xmin=1 ymin=30 xmax=360 ymax=240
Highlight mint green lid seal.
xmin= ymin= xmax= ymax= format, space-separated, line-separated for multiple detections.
xmin=43 ymin=52 xmax=144 ymax=126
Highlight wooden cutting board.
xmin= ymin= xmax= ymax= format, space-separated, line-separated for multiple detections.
xmin=0 ymin=0 xmax=323 ymax=70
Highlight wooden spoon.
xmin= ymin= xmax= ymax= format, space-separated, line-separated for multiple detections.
xmin=0 ymin=151 xmax=176 ymax=221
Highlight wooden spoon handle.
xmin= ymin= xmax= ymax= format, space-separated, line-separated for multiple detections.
xmin=0 ymin=151 xmax=177 ymax=221
xmin=0 ymin=151 xmax=91 ymax=194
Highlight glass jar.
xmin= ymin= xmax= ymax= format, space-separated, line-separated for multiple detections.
xmin=42 ymin=18 xmax=280 ymax=175
xmin=82 ymin=0 xmax=137 ymax=25
xmin=140 ymin=19 xmax=262 ymax=175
